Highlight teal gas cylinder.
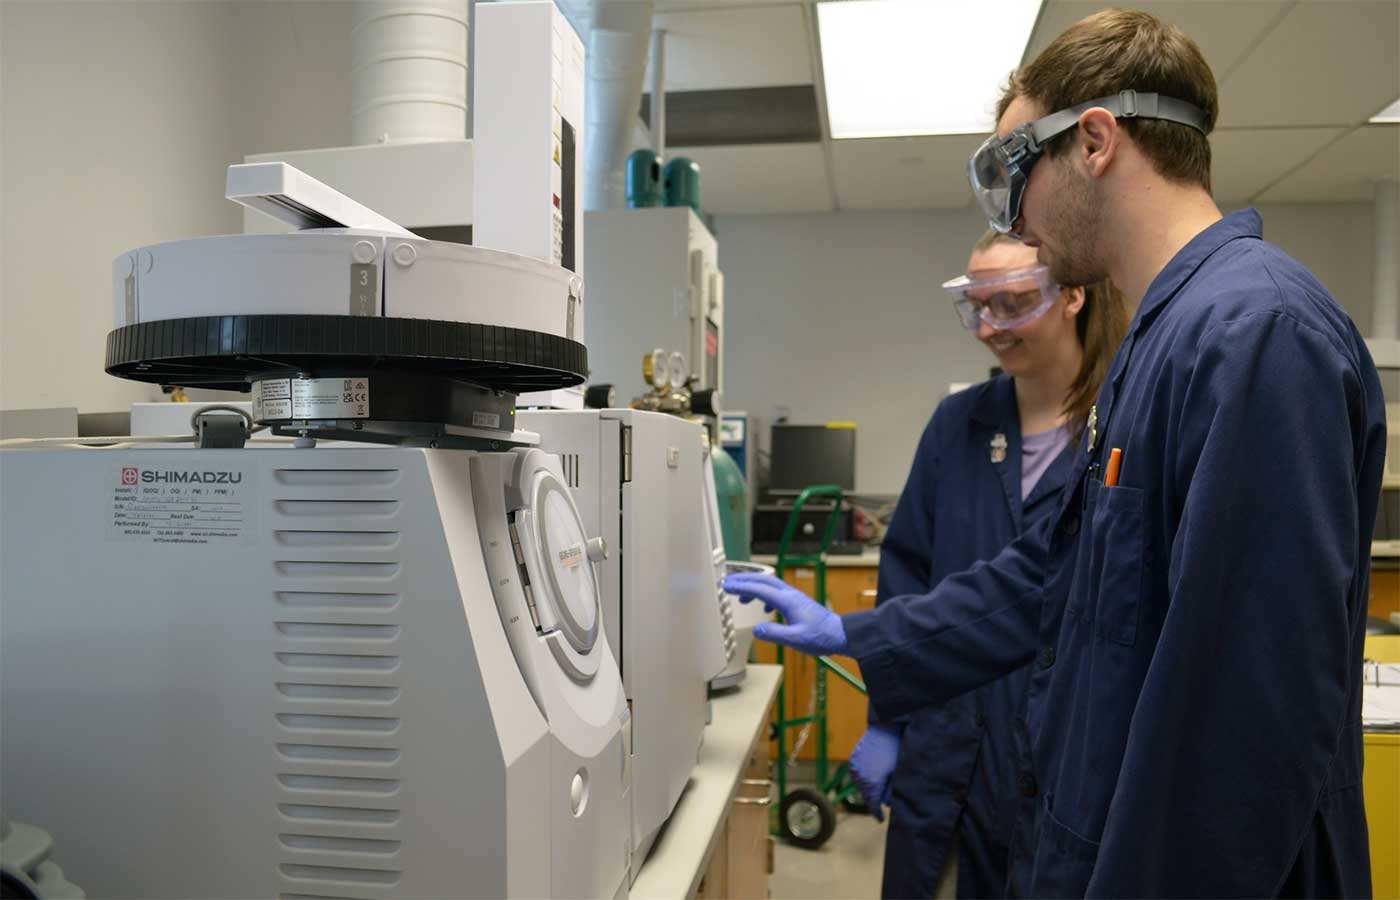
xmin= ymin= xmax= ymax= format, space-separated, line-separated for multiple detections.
xmin=663 ymin=157 xmax=701 ymax=216
xmin=626 ymin=149 xmax=663 ymax=208
xmin=712 ymin=445 xmax=750 ymax=561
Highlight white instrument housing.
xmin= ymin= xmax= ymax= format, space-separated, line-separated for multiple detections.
xmin=0 ymin=443 xmax=629 ymax=899
xmin=517 ymin=409 xmax=729 ymax=881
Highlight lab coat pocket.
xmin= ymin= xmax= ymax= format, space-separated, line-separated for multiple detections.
xmin=1030 ymin=793 xmax=1100 ymax=899
xmin=1089 ymin=484 xmax=1145 ymax=646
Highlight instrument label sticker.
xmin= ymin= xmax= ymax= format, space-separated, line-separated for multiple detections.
xmin=108 ymin=462 xmax=255 ymax=546
xmin=291 ymin=377 xmax=370 ymax=419
xmin=253 ymin=379 xmax=292 ymax=420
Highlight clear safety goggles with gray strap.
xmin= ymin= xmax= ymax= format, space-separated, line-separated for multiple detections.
xmin=969 ymin=90 xmax=1210 ymax=236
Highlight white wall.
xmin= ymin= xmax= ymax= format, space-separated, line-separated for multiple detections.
xmin=716 ymin=201 xmax=1377 ymax=495
xmin=716 ymin=208 xmax=992 ymax=495
xmin=0 ymin=1 xmax=352 ymax=415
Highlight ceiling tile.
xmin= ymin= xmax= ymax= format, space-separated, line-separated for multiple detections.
xmin=1025 ymin=2 xmax=1289 ymax=81
xmin=1218 ymin=1 xmax=1400 ymax=128
xmin=653 ymin=0 xmax=803 ymax=9
xmin=830 ymin=135 xmax=987 ymax=210
xmin=1209 ymin=127 xmax=1343 ymax=203
xmin=668 ymin=143 xmax=833 ymax=215
xmin=642 ymin=5 xmax=813 ymax=92
xmin=1257 ymin=124 xmax=1400 ymax=203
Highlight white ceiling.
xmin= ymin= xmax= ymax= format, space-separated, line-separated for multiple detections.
xmin=642 ymin=5 xmax=813 ymax=91
xmin=1023 ymin=1 xmax=1292 ymax=79
xmin=1215 ymin=1 xmax=1399 ymax=129
xmin=829 ymin=134 xmax=988 ymax=210
xmin=671 ymin=143 xmax=832 ymax=214
xmin=650 ymin=0 xmax=1400 ymax=216
xmin=1209 ymin=127 xmax=1344 ymax=201
xmin=1257 ymin=124 xmax=1400 ymax=203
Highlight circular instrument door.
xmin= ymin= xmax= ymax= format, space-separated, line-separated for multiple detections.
xmin=522 ymin=471 xmax=601 ymax=656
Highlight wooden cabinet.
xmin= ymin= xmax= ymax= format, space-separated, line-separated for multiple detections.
xmin=725 ymin=746 xmax=776 ymax=899
xmin=752 ymin=564 xmax=877 ymax=761
xmin=1372 ymin=564 xmax=1399 ymax=621
xmin=696 ymin=696 xmax=777 ymax=899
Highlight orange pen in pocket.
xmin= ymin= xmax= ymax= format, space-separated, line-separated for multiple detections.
xmin=1104 ymin=448 xmax=1123 ymax=487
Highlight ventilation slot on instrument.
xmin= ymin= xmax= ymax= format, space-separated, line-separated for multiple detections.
xmin=276 ymin=531 xmax=400 ymax=549
xmin=277 ymin=774 xmax=401 ymax=794
xmin=279 ymin=893 xmax=364 ymax=900
xmin=277 ymin=743 xmax=400 ymax=764
xmin=275 ymin=469 xmax=400 ymax=488
xmin=275 ymin=500 xmax=399 ymax=518
xmin=276 ymin=714 xmax=400 ymax=733
xmin=275 ymin=562 xmax=399 ymax=579
xmin=276 ymin=654 xmax=399 ymax=673
xmin=276 ymin=684 xmax=400 ymax=703
xmin=276 ymin=592 xmax=400 ymax=611
xmin=562 ymin=453 xmax=581 ymax=487
xmin=276 ymin=622 xmax=400 ymax=641
xmin=278 ymin=805 xmax=401 ymax=826
xmin=279 ymin=834 xmax=402 ymax=856
xmin=279 ymin=865 xmax=400 ymax=887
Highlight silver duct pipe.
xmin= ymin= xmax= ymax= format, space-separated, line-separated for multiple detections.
xmin=650 ymin=28 xmax=666 ymax=158
xmin=581 ymin=1 xmax=655 ymax=210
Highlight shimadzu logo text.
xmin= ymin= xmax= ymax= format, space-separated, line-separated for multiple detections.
xmin=129 ymin=469 xmax=245 ymax=484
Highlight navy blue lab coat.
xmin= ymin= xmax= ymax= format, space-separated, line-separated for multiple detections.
xmin=876 ymin=374 xmax=1073 ymax=899
xmin=846 ymin=210 xmax=1386 ymax=898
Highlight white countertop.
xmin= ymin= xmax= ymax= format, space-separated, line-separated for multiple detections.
xmin=630 ymin=665 xmax=782 ymax=900
xmin=750 ymin=550 xmax=880 ymax=568
xmin=761 ymin=543 xmax=1400 ymax=562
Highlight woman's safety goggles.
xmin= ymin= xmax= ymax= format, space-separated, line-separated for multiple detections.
xmin=943 ymin=265 xmax=1060 ymax=332
xmin=969 ymin=90 xmax=1210 ymax=236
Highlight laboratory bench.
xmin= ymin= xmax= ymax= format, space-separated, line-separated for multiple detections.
xmin=751 ymin=550 xmax=881 ymax=569
xmin=631 ymin=665 xmax=781 ymax=900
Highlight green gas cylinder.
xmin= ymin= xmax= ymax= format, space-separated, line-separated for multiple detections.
xmin=712 ymin=446 xmax=750 ymax=562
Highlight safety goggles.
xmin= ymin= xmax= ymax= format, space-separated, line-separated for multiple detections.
xmin=969 ymin=90 xmax=1210 ymax=235
xmin=943 ymin=265 xmax=1060 ymax=331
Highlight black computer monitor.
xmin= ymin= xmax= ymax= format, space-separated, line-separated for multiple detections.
xmin=768 ymin=424 xmax=855 ymax=493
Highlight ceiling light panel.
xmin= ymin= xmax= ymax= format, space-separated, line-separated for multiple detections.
xmin=817 ymin=0 xmax=1043 ymax=139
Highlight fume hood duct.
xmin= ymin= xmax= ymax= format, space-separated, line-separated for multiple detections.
xmin=556 ymin=0 xmax=654 ymax=210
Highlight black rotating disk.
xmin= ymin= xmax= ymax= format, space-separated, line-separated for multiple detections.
xmin=106 ymin=314 xmax=587 ymax=391
xmin=106 ymin=315 xmax=588 ymax=447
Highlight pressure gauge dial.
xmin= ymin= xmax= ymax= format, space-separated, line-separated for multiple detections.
xmin=668 ymin=352 xmax=689 ymax=390
xmin=643 ymin=348 xmax=670 ymax=391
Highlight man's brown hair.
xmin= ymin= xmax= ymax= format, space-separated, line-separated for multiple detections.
xmin=997 ymin=8 xmax=1219 ymax=192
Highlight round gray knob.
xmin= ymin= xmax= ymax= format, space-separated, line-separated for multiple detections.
xmin=586 ymin=536 xmax=609 ymax=563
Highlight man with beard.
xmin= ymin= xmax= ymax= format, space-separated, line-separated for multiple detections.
xmin=725 ymin=9 xmax=1386 ymax=898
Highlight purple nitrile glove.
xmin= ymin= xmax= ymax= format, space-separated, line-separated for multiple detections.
xmin=721 ymin=572 xmax=848 ymax=657
xmin=849 ymin=723 xmax=902 ymax=822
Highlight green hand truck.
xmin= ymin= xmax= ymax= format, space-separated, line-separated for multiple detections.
xmin=768 ymin=485 xmax=871 ymax=850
